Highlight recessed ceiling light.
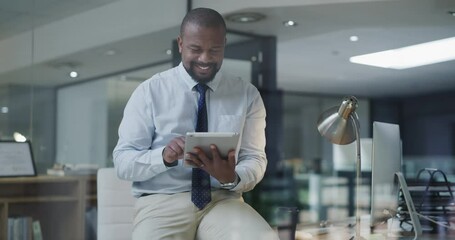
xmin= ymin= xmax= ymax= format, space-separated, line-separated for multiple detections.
xmin=350 ymin=36 xmax=359 ymax=42
xmin=283 ymin=20 xmax=297 ymax=27
xmin=165 ymin=49 xmax=172 ymax=55
xmin=350 ymin=37 xmax=455 ymax=69
xmin=225 ymin=12 xmax=266 ymax=23
xmin=448 ymin=11 xmax=455 ymax=16
xmin=69 ymin=71 xmax=78 ymax=78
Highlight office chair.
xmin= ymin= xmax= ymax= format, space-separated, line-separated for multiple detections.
xmin=97 ymin=168 xmax=136 ymax=240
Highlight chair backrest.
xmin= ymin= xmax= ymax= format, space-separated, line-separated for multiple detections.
xmin=97 ymin=168 xmax=136 ymax=240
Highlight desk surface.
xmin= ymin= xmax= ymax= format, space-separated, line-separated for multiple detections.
xmin=295 ymin=216 xmax=455 ymax=240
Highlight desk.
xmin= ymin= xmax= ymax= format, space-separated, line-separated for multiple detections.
xmin=0 ymin=175 xmax=96 ymax=240
xmin=295 ymin=216 xmax=455 ymax=240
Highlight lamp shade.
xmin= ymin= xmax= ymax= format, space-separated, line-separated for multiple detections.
xmin=317 ymin=96 xmax=359 ymax=145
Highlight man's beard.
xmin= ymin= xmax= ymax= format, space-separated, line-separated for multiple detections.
xmin=185 ymin=61 xmax=219 ymax=83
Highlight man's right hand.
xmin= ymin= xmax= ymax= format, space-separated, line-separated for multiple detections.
xmin=162 ymin=136 xmax=185 ymax=166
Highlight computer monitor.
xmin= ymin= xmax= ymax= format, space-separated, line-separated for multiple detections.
xmin=370 ymin=121 xmax=402 ymax=228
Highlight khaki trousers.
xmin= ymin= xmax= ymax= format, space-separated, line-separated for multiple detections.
xmin=132 ymin=190 xmax=279 ymax=240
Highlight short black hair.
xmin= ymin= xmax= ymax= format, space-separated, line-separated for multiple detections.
xmin=180 ymin=8 xmax=226 ymax=37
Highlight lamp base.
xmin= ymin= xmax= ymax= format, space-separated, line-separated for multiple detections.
xmin=349 ymin=220 xmax=366 ymax=240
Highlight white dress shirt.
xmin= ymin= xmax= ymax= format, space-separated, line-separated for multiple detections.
xmin=113 ymin=63 xmax=267 ymax=197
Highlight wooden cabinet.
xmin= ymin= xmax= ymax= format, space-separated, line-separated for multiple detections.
xmin=0 ymin=175 xmax=96 ymax=240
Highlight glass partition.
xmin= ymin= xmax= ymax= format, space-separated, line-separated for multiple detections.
xmin=55 ymin=63 xmax=172 ymax=168
xmin=0 ymin=3 xmax=51 ymax=171
xmin=262 ymin=93 xmax=372 ymax=224
xmin=0 ymin=1 xmax=183 ymax=239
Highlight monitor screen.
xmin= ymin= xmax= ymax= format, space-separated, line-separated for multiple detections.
xmin=0 ymin=141 xmax=36 ymax=177
xmin=370 ymin=121 xmax=402 ymax=228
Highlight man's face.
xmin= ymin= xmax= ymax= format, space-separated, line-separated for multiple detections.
xmin=178 ymin=23 xmax=226 ymax=83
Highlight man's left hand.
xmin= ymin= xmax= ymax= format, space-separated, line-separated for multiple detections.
xmin=184 ymin=144 xmax=236 ymax=183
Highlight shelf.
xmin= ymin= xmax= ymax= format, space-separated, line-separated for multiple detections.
xmin=0 ymin=196 xmax=79 ymax=203
xmin=0 ymin=175 xmax=97 ymax=240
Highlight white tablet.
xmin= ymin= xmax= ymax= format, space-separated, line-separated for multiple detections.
xmin=184 ymin=132 xmax=240 ymax=167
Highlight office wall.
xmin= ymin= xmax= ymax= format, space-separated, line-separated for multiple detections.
xmin=56 ymin=80 xmax=109 ymax=167
xmin=371 ymin=91 xmax=455 ymax=176
xmin=372 ymin=91 xmax=455 ymax=156
xmin=106 ymin=78 xmax=143 ymax=165
xmin=400 ymin=91 xmax=455 ymax=156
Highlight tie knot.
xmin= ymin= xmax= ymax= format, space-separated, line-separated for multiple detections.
xmin=196 ymin=83 xmax=208 ymax=95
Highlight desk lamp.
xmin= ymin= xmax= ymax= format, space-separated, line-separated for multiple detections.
xmin=317 ymin=96 xmax=365 ymax=240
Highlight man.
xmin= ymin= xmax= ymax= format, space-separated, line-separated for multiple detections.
xmin=113 ymin=8 xmax=278 ymax=240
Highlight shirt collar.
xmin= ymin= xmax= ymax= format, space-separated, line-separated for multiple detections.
xmin=177 ymin=62 xmax=222 ymax=92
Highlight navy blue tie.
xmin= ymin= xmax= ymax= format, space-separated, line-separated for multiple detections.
xmin=191 ymin=83 xmax=211 ymax=209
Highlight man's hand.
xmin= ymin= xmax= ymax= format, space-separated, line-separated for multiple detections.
xmin=162 ymin=136 xmax=185 ymax=166
xmin=185 ymin=144 xmax=236 ymax=183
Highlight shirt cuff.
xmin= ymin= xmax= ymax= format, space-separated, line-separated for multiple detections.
xmin=162 ymin=147 xmax=178 ymax=168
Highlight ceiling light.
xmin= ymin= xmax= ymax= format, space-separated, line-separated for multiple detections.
xmin=448 ymin=11 xmax=455 ymax=16
xmin=69 ymin=71 xmax=78 ymax=78
xmin=225 ymin=12 xmax=265 ymax=23
xmin=283 ymin=20 xmax=297 ymax=27
xmin=165 ymin=49 xmax=172 ymax=55
xmin=350 ymin=36 xmax=359 ymax=42
xmin=350 ymin=37 xmax=455 ymax=69
xmin=49 ymin=61 xmax=82 ymax=79
xmin=14 ymin=132 xmax=27 ymax=142
xmin=1 ymin=107 xmax=8 ymax=113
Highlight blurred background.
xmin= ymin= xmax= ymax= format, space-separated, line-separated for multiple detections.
xmin=1 ymin=0 xmax=455 ymax=239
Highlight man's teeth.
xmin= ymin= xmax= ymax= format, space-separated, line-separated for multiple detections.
xmin=198 ymin=65 xmax=209 ymax=70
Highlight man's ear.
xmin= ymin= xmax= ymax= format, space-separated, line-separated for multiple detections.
xmin=177 ymin=35 xmax=183 ymax=53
